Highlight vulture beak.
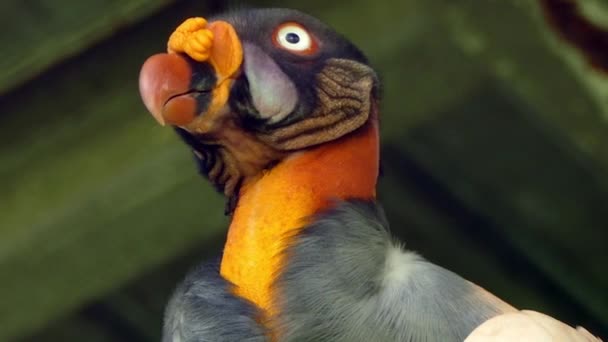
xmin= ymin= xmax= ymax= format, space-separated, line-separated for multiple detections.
xmin=138 ymin=18 xmax=243 ymax=129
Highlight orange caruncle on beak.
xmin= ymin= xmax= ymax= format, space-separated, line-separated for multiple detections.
xmin=139 ymin=17 xmax=243 ymax=128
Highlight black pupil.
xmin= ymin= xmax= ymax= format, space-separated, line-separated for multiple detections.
xmin=285 ymin=32 xmax=300 ymax=44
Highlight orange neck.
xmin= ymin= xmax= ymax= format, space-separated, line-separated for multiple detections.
xmin=219 ymin=113 xmax=379 ymax=314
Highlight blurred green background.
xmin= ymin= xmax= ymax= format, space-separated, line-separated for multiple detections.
xmin=1 ymin=0 xmax=607 ymax=340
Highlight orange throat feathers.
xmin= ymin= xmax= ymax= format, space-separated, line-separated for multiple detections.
xmin=219 ymin=114 xmax=380 ymax=313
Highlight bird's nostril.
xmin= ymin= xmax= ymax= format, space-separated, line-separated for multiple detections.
xmin=188 ymin=60 xmax=218 ymax=92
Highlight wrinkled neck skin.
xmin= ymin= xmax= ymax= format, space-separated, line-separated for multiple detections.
xmin=219 ymin=110 xmax=380 ymax=315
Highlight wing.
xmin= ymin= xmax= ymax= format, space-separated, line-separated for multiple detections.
xmin=273 ymin=200 xmax=516 ymax=342
xmin=163 ymin=259 xmax=267 ymax=342
xmin=465 ymin=310 xmax=602 ymax=342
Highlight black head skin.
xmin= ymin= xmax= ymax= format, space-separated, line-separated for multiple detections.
xmin=171 ymin=8 xmax=380 ymax=210
xmin=216 ymin=8 xmax=369 ymax=62
xmin=214 ymin=8 xmax=371 ymax=129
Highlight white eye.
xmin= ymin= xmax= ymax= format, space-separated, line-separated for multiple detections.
xmin=275 ymin=24 xmax=313 ymax=53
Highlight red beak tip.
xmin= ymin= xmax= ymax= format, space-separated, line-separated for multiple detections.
xmin=138 ymin=53 xmax=193 ymax=127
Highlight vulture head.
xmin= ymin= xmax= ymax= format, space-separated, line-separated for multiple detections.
xmin=139 ymin=8 xmax=379 ymax=208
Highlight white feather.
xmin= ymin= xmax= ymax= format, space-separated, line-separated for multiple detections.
xmin=381 ymin=245 xmax=419 ymax=286
xmin=465 ymin=310 xmax=602 ymax=342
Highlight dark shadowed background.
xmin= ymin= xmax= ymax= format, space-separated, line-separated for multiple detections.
xmin=1 ymin=0 xmax=607 ymax=340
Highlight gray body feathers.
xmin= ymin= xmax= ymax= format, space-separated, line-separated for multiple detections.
xmin=163 ymin=261 xmax=266 ymax=342
xmin=274 ymin=200 xmax=515 ymax=341
xmin=164 ymin=200 xmax=515 ymax=341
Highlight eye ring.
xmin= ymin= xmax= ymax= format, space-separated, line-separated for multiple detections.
xmin=273 ymin=22 xmax=318 ymax=55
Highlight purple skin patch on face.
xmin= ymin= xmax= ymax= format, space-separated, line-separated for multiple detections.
xmin=243 ymin=42 xmax=298 ymax=124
